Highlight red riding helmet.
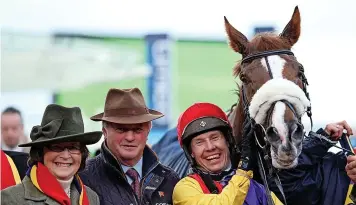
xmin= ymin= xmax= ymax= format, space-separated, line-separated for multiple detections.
xmin=177 ymin=102 xmax=238 ymax=167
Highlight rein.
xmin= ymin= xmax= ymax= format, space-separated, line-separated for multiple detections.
xmin=241 ymin=85 xmax=282 ymax=205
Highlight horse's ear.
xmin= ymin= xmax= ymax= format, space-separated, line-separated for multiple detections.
xmin=280 ymin=6 xmax=301 ymax=46
xmin=224 ymin=16 xmax=249 ymax=56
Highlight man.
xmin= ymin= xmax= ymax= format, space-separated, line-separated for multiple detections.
xmin=173 ymin=102 xmax=283 ymax=205
xmin=1 ymin=107 xmax=30 ymax=187
xmin=1 ymin=107 xmax=28 ymax=152
xmin=80 ymin=88 xmax=180 ymax=205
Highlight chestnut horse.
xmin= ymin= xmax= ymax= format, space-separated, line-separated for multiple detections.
xmin=153 ymin=5 xmax=313 ymax=205
xmin=226 ymin=6 xmax=312 ymax=171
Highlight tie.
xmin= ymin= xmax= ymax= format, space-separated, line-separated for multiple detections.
xmin=126 ymin=168 xmax=140 ymax=199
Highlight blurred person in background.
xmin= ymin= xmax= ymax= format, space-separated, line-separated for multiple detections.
xmin=1 ymin=104 xmax=101 ymax=204
xmin=1 ymin=107 xmax=30 ymax=189
xmin=1 ymin=106 xmax=30 ymax=153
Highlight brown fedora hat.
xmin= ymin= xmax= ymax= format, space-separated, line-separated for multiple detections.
xmin=90 ymin=88 xmax=164 ymax=124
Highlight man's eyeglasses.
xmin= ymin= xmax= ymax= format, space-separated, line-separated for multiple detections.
xmin=46 ymin=145 xmax=81 ymax=154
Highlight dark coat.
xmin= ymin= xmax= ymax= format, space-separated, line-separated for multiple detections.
xmin=152 ymin=128 xmax=191 ymax=179
xmin=268 ymin=129 xmax=353 ymax=205
xmin=80 ymin=142 xmax=180 ymax=205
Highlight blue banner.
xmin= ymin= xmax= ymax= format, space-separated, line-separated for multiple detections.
xmin=254 ymin=26 xmax=275 ymax=34
xmin=145 ymin=34 xmax=172 ymax=129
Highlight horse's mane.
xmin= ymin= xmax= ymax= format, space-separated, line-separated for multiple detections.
xmin=233 ymin=32 xmax=292 ymax=77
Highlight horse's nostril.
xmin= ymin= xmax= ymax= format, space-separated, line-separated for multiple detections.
xmin=266 ymin=127 xmax=279 ymax=141
xmin=291 ymin=123 xmax=304 ymax=140
xmin=267 ymin=127 xmax=277 ymax=135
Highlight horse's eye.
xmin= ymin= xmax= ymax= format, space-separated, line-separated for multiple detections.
xmin=240 ymin=74 xmax=249 ymax=83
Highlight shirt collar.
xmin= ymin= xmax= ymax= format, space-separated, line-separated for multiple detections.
xmin=121 ymin=157 xmax=143 ymax=179
xmin=1 ymin=143 xmax=23 ymax=152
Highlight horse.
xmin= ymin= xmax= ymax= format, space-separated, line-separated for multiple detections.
xmin=153 ymin=6 xmax=354 ymax=204
xmin=154 ymin=4 xmax=310 ymax=178
xmin=227 ymin=5 xmax=312 ymax=170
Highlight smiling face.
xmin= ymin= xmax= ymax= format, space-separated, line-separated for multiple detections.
xmin=43 ymin=142 xmax=82 ymax=180
xmin=103 ymin=121 xmax=150 ymax=166
xmin=190 ymin=130 xmax=230 ymax=173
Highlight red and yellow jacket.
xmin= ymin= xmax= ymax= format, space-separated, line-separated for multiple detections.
xmin=173 ymin=169 xmax=282 ymax=205
xmin=1 ymin=150 xmax=21 ymax=190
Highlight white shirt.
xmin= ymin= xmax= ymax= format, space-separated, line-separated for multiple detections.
xmin=1 ymin=143 xmax=23 ymax=152
xmin=58 ymin=177 xmax=74 ymax=197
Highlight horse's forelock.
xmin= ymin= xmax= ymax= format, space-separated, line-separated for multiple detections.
xmin=233 ymin=32 xmax=291 ymax=78
xmin=248 ymin=33 xmax=291 ymax=53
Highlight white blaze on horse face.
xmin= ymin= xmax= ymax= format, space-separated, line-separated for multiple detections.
xmin=261 ymin=56 xmax=286 ymax=79
xmin=261 ymin=55 xmax=288 ymax=143
xmin=271 ymin=101 xmax=288 ymax=144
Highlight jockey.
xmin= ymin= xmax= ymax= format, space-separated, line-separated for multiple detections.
xmin=172 ymin=102 xmax=282 ymax=205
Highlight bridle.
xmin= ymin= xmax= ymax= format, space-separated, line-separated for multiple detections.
xmin=240 ymin=49 xmax=312 ymax=205
xmin=241 ymin=49 xmax=313 ymax=148
xmin=226 ymin=49 xmax=354 ymax=204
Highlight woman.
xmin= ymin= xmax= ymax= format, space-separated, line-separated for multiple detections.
xmin=1 ymin=104 xmax=102 ymax=205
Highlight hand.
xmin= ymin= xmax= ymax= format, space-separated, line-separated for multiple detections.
xmin=346 ymin=156 xmax=356 ymax=183
xmin=238 ymin=121 xmax=257 ymax=171
xmin=324 ymin=120 xmax=353 ymax=140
